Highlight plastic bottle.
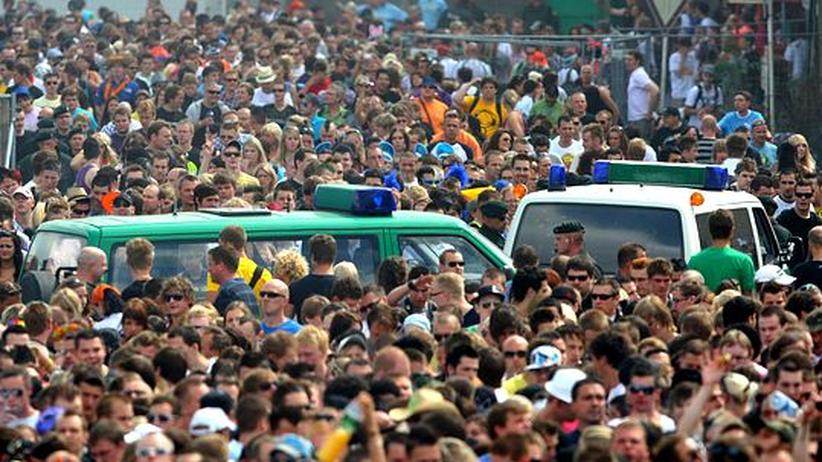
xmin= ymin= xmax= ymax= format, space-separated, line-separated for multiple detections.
xmin=315 ymin=400 xmax=363 ymax=462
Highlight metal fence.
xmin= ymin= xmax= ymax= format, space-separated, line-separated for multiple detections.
xmin=0 ymin=95 xmax=14 ymax=169
xmin=403 ymin=27 xmax=822 ymax=153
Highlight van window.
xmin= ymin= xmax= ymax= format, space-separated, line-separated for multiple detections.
xmin=109 ymin=236 xmax=381 ymax=292
xmin=696 ymin=208 xmax=757 ymax=266
xmin=512 ymin=203 xmax=684 ymax=274
xmin=25 ymin=232 xmax=87 ymax=273
xmin=250 ymin=236 xmax=380 ymax=283
xmin=111 ymin=241 xmax=216 ymax=291
xmin=398 ymin=235 xmax=494 ymax=282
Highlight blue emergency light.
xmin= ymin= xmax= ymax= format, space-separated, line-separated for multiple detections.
xmin=548 ymin=165 xmax=566 ymax=191
xmin=592 ymin=160 xmax=729 ymax=191
xmin=313 ymin=184 xmax=396 ymax=215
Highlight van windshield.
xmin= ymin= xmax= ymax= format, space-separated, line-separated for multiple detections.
xmin=512 ymin=203 xmax=684 ymax=274
xmin=25 ymin=232 xmax=87 ymax=273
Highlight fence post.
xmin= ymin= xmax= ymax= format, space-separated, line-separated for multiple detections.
xmin=660 ymin=33 xmax=669 ymax=110
xmin=766 ymin=0 xmax=776 ymax=130
xmin=0 ymin=94 xmax=16 ymax=169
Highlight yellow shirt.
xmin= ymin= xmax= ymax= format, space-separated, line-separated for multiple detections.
xmin=502 ymin=373 xmax=529 ymax=395
xmin=462 ymin=95 xmax=509 ymax=141
xmin=207 ymin=255 xmax=272 ymax=298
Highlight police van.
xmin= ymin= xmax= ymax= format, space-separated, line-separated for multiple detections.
xmin=504 ymin=161 xmax=781 ymax=275
xmin=22 ymin=185 xmax=512 ymax=300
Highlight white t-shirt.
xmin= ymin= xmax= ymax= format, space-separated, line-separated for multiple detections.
xmin=549 ymin=136 xmax=584 ymax=170
xmin=684 ymin=83 xmax=723 ymax=129
xmin=668 ymin=50 xmax=698 ymax=100
xmin=774 ymin=195 xmax=795 ymax=218
xmin=627 ymin=66 xmax=654 ymax=122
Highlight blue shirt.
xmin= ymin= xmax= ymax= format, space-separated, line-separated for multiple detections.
xmin=418 ymin=0 xmax=447 ymax=31
xmin=357 ymin=2 xmax=409 ymax=31
xmin=261 ymin=319 xmax=303 ymax=335
xmin=214 ymin=277 xmax=260 ymax=316
xmin=717 ymin=110 xmax=764 ymax=136
xmin=749 ymin=140 xmax=778 ymax=167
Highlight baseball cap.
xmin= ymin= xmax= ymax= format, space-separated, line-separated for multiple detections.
xmin=754 ymin=264 xmax=796 ymax=286
xmin=544 ymin=368 xmax=586 ymax=403
xmin=189 ymin=407 xmax=237 ymax=436
xmin=402 ymin=313 xmax=431 ymax=334
xmin=525 ymin=345 xmax=562 ymax=371
xmin=476 ymin=284 xmax=505 ymax=301
xmin=12 ymin=186 xmax=33 ymax=200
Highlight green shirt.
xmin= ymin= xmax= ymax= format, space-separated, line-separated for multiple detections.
xmin=530 ymin=99 xmax=564 ymax=128
xmin=687 ymin=246 xmax=755 ymax=293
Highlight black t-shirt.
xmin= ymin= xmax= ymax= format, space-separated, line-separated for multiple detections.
xmin=264 ymin=104 xmax=298 ymax=129
xmin=792 ymin=260 xmax=822 ymax=289
xmin=156 ymin=107 xmax=186 ymax=123
xmin=122 ymin=279 xmax=150 ymax=301
xmin=776 ymin=209 xmax=822 ymax=262
xmin=289 ymin=274 xmax=336 ymax=320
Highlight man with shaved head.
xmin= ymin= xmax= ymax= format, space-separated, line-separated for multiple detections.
xmin=372 ymin=346 xmax=411 ymax=380
xmin=259 ymin=279 xmax=301 ymax=335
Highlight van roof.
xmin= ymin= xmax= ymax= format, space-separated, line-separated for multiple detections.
xmin=518 ymin=184 xmax=763 ymax=211
xmin=36 ymin=209 xmax=472 ymax=238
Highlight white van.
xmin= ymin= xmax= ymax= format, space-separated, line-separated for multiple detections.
xmin=504 ymin=162 xmax=782 ymax=275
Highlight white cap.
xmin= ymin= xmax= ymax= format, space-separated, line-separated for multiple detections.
xmin=124 ymin=423 xmax=163 ymax=444
xmin=189 ymin=407 xmax=236 ymax=437
xmin=525 ymin=345 xmax=562 ymax=371
xmin=754 ymin=264 xmax=796 ymax=286
xmin=544 ymin=368 xmax=587 ymax=403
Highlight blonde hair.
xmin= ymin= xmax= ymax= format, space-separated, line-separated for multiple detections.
xmin=434 ymin=272 xmax=465 ymax=300
xmin=626 ymin=138 xmax=647 ymax=161
xmin=333 ymin=261 xmax=359 ymax=281
xmin=788 ymin=134 xmax=816 ymax=174
xmin=295 ymin=325 xmax=329 ymax=353
xmin=271 ymin=249 xmax=309 ymax=284
xmin=185 ymin=304 xmax=221 ymax=324
xmin=633 ymin=295 xmax=675 ymax=332
xmin=243 ymin=136 xmax=266 ymax=169
xmin=49 ymin=288 xmax=84 ymax=320
xmin=222 ymin=197 xmax=252 ymax=209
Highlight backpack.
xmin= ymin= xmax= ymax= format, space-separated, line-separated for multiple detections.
xmin=466 ymin=95 xmax=502 ymax=144
xmin=693 ymin=83 xmax=723 ymax=109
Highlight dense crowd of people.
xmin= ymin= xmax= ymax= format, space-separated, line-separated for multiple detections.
xmin=0 ymin=0 xmax=821 ymax=461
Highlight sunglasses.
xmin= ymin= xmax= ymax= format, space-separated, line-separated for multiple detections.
xmin=72 ymin=208 xmax=90 ymax=216
xmin=566 ymin=274 xmax=589 ymax=282
xmin=0 ymin=388 xmax=24 ymax=398
xmin=260 ymin=291 xmax=284 ymax=299
xmin=136 ymin=447 xmax=172 ymax=458
xmin=223 ymin=151 xmax=242 ymax=158
xmin=504 ymin=350 xmax=528 ymax=358
xmin=147 ymin=413 xmax=173 ymax=424
xmin=480 ymin=301 xmax=500 ymax=310
xmin=796 ymin=192 xmax=813 ymax=199
xmin=447 ymin=261 xmax=465 ymax=268
xmin=164 ymin=293 xmax=185 ymax=302
xmin=259 ymin=381 xmax=277 ymax=391
xmin=591 ymin=293 xmax=616 ymax=300
xmin=434 ymin=333 xmax=452 ymax=342
xmin=207 ymin=90 xmax=221 ymax=94
xmin=273 ymin=88 xmax=286 ymax=93
xmin=628 ymin=384 xmax=655 ymax=395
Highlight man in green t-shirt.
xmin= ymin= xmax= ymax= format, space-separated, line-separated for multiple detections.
xmin=688 ymin=209 xmax=755 ymax=294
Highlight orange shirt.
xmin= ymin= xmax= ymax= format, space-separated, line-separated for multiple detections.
xmin=416 ymin=97 xmax=448 ymax=135
xmin=430 ymin=130 xmax=484 ymax=165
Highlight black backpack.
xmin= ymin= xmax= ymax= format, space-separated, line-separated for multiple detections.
xmin=466 ymin=95 xmax=502 ymax=144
